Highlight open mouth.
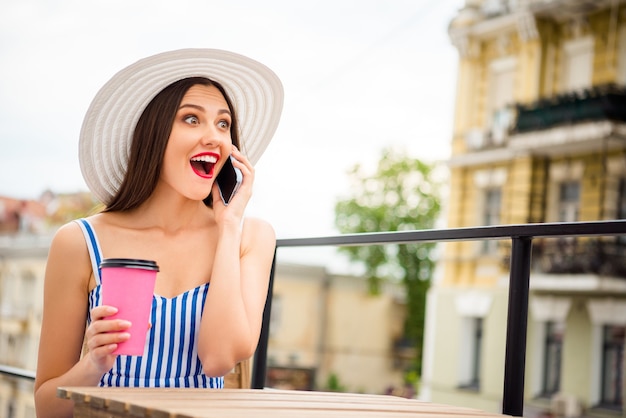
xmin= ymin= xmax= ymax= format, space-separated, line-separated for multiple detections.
xmin=190 ymin=154 xmax=217 ymax=178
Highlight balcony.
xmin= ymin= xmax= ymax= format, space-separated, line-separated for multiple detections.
xmin=513 ymin=84 xmax=626 ymax=134
xmin=452 ymin=85 xmax=626 ymax=166
xmin=533 ymin=238 xmax=626 ymax=278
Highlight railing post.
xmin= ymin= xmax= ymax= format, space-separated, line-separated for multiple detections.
xmin=502 ymin=237 xmax=532 ymax=416
xmin=251 ymin=249 xmax=277 ymax=389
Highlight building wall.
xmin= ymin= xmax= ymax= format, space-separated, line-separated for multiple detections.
xmin=0 ymin=236 xmax=49 ymax=418
xmin=525 ymin=293 xmax=626 ymax=413
xmin=425 ymin=1 xmax=626 ymax=416
xmin=323 ymin=275 xmax=405 ymax=393
xmin=268 ymin=263 xmax=406 ymax=394
xmin=427 ymin=286 xmax=510 ymax=413
xmin=266 ymin=264 xmax=326 ymax=369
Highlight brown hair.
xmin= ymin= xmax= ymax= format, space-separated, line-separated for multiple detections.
xmin=104 ymin=77 xmax=240 ymax=212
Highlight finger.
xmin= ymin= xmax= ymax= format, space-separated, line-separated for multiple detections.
xmin=88 ymin=330 xmax=131 ymax=352
xmin=90 ymin=314 xmax=131 ymax=331
xmin=227 ymin=154 xmax=254 ymax=190
xmin=231 ymin=153 xmax=254 ymax=180
xmin=85 ymin=317 xmax=131 ymax=344
xmin=91 ymin=305 xmax=118 ymax=321
xmin=230 ymin=147 xmax=252 ymax=168
xmin=90 ymin=344 xmax=119 ymax=357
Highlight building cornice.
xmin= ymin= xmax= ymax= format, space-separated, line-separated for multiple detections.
xmin=509 ymin=121 xmax=626 ymax=155
xmin=449 ymin=0 xmax=625 ymax=56
xmin=448 ymin=147 xmax=514 ymax=167
xmin=449 ymin=8 xmax=539 ymax=57
xmin=448 ymin=121 xmax=626 ymax=168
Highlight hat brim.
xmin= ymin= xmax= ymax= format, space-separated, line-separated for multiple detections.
xmin=79 ymin=48 xmax=284 ymax=205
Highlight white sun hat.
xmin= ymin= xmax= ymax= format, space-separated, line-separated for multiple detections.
xmin=79 ymin=48 xmax=284 ymax=205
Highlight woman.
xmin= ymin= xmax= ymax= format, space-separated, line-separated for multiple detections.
xmin=34 ymin=49 xmax=283 ymax=417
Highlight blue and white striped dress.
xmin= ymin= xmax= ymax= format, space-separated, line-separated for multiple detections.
xmin=76 ymin=218 xmax=224 ymax=388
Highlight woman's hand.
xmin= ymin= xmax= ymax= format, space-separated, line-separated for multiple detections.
xmin=84 ymin=305 xmax=131 ymax=374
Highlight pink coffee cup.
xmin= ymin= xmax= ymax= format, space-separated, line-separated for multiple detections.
xmin=100 ymin=258 xmax=159 ymax=356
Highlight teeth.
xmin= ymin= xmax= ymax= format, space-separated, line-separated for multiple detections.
xmin=191 ymin=155 xmax=217 ymax=163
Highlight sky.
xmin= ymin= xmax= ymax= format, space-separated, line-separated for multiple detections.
xmin=0 ymin=0 xmax=463 ymax=266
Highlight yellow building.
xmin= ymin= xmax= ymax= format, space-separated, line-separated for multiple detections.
xmin=421 ymin=0 xmax=626 ymax=416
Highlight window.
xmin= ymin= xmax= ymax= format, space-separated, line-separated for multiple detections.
xmin=558 ymin=181 xmax=580 ymax=222
xmin=530 ymin=296 xmax=571 ymax=398
xmin=18 ymin=269 xmax=36 ymax=317
xmin=542 ymin=321 xmax=564 ymax=396
xmin=488 ymin=58 xmax=516 ymax=115
xmin=484 ymin=188 xmax=502 ymax=225
xmin=459 ymin=317 xmax=483 ymax=390
xmin=471 ymin=318 xmax=483 ymax=388
xmin=618 ymin=179 xmax=626 ymax=219
xmin=548 ymin=162 xmax=583 ymax=223
xmin=600 ymin=325 xmax=624 ymax=408
xmin=618 ymin=179 xmax=626 ymax=244
xmin=474 ymin=169 xmax=506 ymax=254
xmin=269 ymin=294 xmax=282 ymax=338
xmin=487 ymin=58 xmax=516 ymax=145
xmin=618 ymin=27 xmax=626 ymax=85
xmin=562 ymin=37 xmax=594 ymax=92
xmin=482 ymin=188 xmax=501 ymax=253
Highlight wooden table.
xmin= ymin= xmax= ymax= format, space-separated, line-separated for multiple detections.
xmin=58 ymin=387 xmax=511 ymax=418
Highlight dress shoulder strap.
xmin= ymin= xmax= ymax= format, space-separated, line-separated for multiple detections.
xmin=74 ymin=218 xmax=104 ymax=285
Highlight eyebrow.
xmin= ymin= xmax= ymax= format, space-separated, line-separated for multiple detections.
xmin=178 ymin=103 xmax=231 ymax=116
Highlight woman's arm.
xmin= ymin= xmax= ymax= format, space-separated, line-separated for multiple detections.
xmin=34 ymin=221 xmax=131 ymax=418
xmin=198 ymin=217 xmax=275 ymax=377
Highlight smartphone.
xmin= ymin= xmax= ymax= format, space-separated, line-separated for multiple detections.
xmin=216 ymin=155 xmax=243 ymax=205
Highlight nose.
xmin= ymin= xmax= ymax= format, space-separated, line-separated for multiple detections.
xmin=201 ymin=125 xmax=228 ymax=148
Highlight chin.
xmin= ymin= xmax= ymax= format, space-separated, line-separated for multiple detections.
xmin=180 ymin=190 xmax=211 ymax=202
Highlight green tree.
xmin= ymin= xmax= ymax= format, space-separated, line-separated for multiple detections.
xmin=334 ymin=146 xmax=442 ymax=378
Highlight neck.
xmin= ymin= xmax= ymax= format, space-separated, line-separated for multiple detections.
xmin=129 ymin=191 xmax=213 ymax=233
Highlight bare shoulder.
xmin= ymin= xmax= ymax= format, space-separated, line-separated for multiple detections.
xmin=242 ymin=217 xmax=275 ymax=241
xmin=50 ymin=220 xmax=87 ymax=253
xmin=241 ymin=217 xmax=276 ymax=252
xmin=47 ymin=220 xmax=92 ymax=288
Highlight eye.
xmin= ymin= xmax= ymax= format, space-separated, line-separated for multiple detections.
xmin=184 ymin=115 xmax=200 ymax=125
xmin=218 ymin=120 xmax=230 ymax=129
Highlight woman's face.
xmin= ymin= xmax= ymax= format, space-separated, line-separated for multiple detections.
xmin=159 ymin=84 xmax=233 ymax=201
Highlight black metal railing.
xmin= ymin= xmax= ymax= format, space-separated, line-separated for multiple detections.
xmin=250 ymin=220 xmax=626 ymax=417
xmin=3 ymin=220 xmax=626 ymax=417
xmin=0 ymin=364 xmax=35 ymax=380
